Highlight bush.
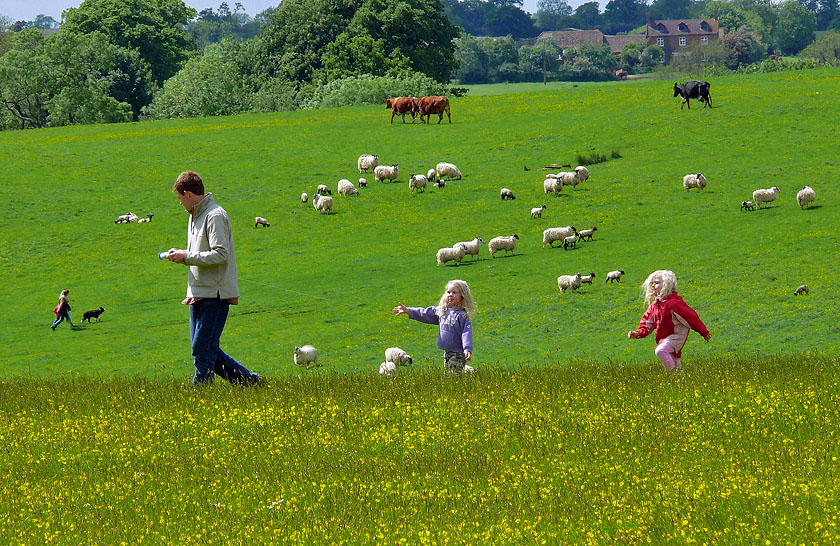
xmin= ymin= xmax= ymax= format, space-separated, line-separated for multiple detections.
xmin=300 ymin=72 xmax=449 ymax=110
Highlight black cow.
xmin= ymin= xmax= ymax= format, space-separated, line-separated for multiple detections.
xmin=673 ymin=80 xmax=712 ymax=109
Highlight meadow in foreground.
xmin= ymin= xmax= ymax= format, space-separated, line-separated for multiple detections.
xmin=1 ymin=355 xmax=838 ymax=544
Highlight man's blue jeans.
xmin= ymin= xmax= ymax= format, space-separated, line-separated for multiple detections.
xmin=189 ymin=298 xmax=257 ymax=385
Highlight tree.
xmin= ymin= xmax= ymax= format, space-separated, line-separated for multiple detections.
xmin=578 ymin=42 xmax=617 ymax=73
xmin=798 ymin=29 xmax=840 ymax=60
xmin=62 ymin=0 xmax=196 ymax=85
xmin=721 ymin=27 xmax=765 ymax=66
xmin=483 ymin=5 xmax=539 ymax=38
xmin=619 ymin=40 xmax=646 ymax=70
xmin=536 ymin=0 xmax=573 ymax=30
xmin=772 ymin=0 xmax=817 ymax=54
xmin=453 ymin=34 xmax=489 ymax=83
xmin=571 ymin=2 xmax=602 ymax=29
xmin=817 ymin=0 xmax=840 ymax=30
xmin=443 ymin=0 xmax=486 ymax=36
xmin=603 ymin=0 xmax=646 ymax=34
xmin=651 ymin=0 xmax=693 ymax=20
xmin=319 ymin=31 xmax=412 ymax=81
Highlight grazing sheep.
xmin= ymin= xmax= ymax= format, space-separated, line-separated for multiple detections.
xmin=293 ymin=345 xmax=318 ymax=368
xmin=556 ymin=171 xmax=580 ymax=190
xmin=753 ymin=186 xmax=781 ymax=208
xmin=433 ymin=179 xmax=446 ymax=188
xmin=454 ymin=237 xmax=484 ymax=261
xmin=255 ymin=216 xmax=270 ymax=228
xmin=580 ymin=272 xmax=596 ymax=284
xmin=605 ymin=270 xmax=625 ymax=283
xmin=436 ymin=245 xmax=466 ymax=266
xmin=409 ymin=174 xmax=428 ymax=193
xmin=530 ymin=205 xmax=547 ymax=219
xmin=794 ymin=284 xmax=809 ymax=296
xmin=374 ymin=164 xmax=399 ymax=183
xmin=543 ymin=177 xmax=562 ymax=197
xmin=301 ymin=192 xmax=308 ymax=203
xmin=557 ymin=273 xmax=583 ymax=293
xmin=337 ymin=179 xmax=360 ymax=197
xmin=542 ymin=226 xmax=577 ymax=248
xmin=683 ymin=173 xmax=707 ymax=191
xmin=358 ymin=154 xmax=379 ymax=173
xmin=578 ymin=227 xmax=597 ymax=241
xmin=317 ymin=184 xmax=332 ymax=196
xmin=379 ymin=361 xmax=397 ymax=376
xmin=562 ymin=234 xmax=579 ymax=250
xmin=435 ymin=162 xmax=462 ymax=180
xmin=385 ymin=347 xmax=413 ymax=366
xmin=358 ymin=178 xmax=367 ymax=188
xmin=797 ymin=185 xmax=816 ymax=209
xmin=488 ymin=234 xmax=519 ymax=257
xmin=501 ymin=188 xmax=516 ymax=200
xmin=427 ymin=168 xmax=436 ymax=181
xmin=740 ymin=200 xmax=754 ymax=211
xmin=312 ymin=194 xmax=334 ymax=215
xmin=137 ymin=214 xmax=154 ymax=223
xmin=574 ymin=165 xmax=590 ymax=183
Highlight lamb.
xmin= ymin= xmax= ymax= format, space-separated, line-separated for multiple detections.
xmin=255 ymin=216 xmax=270 ymax=228
xmin=740 ymin=200 xmax=754 ymax=211
xmin=137 ymin=214 xmax=154 ymax=223
xmin=436 ymin=245 xmax=466 ymax=266
xmin=557 ymin=273 xmax=582 ymax=293
xmin=488 ymin=234 xmax=519 ymax=257
xmin=501 ymin=188 xmax=516 ymax=200
xmin=409 ymin=174 xmax=428 ymax=193
xmin=293 ymin=345 xmax=318 ymax=368
xmin=358 ymin=154 xmax=379 ymax=173
xmin=358 ymin=178 xmax=367 ymax=188
xmin=543 ymin=177 xmax=562 ymax=197
xmin=578 ymin=227 xmax=597 ymax=241
xmin=580 ymin=272 xmax=596 ymax=284
xmin=301 ymin=192 xmax=308 ymax=203
xmin=796 ymin=185 xmax=816 ymax=209
xmin=794 ymin=284 xmax=809 ymax=296
xmin=385 ymin=347 xmax=413 ymax=366
xmin=374 ymin=164 xmax=399 ymax=183
xmin=752 ymin=186 xmax=781 ymax=208
xmin=683 ymin=173 xmax=707 ymax=191
xmin=317 ymin=184 xmax=332 ymax=195
xmin=435 ymin=162 xmax=462 ymax=180
xmin=574 ymin=165 xmax=590 ymax=183
xmin=463 ymin=365 xmax=475 ymax=374
xmin=542 ymin=226 xmax=577 ymax=248
xmin=337 ymin=179 xmax=359 ymax=197
xmin=379 ymin=361 xmax=397 ymax=376
xmin=605 ymin=270 xmax=625 ymax=283
xmin=115 ymin=212 xmax=139 ymax=224
xmin=312 ymin=194 xmax=334 ymax=215
xmin=562 ymin=234 xmax=579 ymax=250
xmin=454 ymin=237 xmax=484 ymax=261
xmin=530 ymin=205 xmax=546 ymax=219
xmin=433 ymin=179 xmax=446 ymax=188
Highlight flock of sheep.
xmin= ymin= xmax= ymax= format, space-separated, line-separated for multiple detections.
xmin=114 ymin=212 xmax=153 ymax=223
xmin=681 ymin=173 xmax=817 ymax=212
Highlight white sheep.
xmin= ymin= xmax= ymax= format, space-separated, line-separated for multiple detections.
xmin=358 ymin=178 xmax=367 ymax=188
xmin=543 ymin=177 xmax=562 ymax=197
xmin=301 ymin=192 xmax=308 ymax=203
xmin=683 ymin=173 xmax=707 ymax=191
xmin=137 ymin=214 xmax=154 ymax=223
xmin=794 ymin=285 xmax=809 ymax=296
xmin=374 ymin=164 xmax=399 ymax=183
xmin=435 ymin=162 xmax=462 ymax=180
xmin=358 ymin=154 xmax=379 ymax=173
xmin=385 ymin=347 xmax=413 ymax=366
xmin=115 ymin=212 xmax=140 ymax=224
xmin=578 ymin=227 xmax=597 ymax=241
xmin=562 ymin=234 xmax=579 ymax=250
xmin=753 ymin=186 xmax=781 ymax=208
xmin=530 ymin=205 xmax=546 ymax=219
xmin=556 ymin=171 xmax=580 ymax=190
xmin=605 ymin=270 xmax=625 ymax=283
xmin=254 ymin=216 xmax=270 ymax=228
xmin=433 ymin=179 xmax=446 ymax=188
xmin=427 ymin=168 xmax=436 ymax=181
xmin=542 ymin=226 xmax=577 ymax=248
xmin=312 ymin=194 xmax=334 ymax=215
xmin=574 ymin=165 xmax=590 ymax=183
xmin=409 ymin=174 xmax=428 ymax=193
xmin=501 ymin=188 xmax=516 ymax=200
xmin=488 ymin=234 xmax=519 ymax=257
xmin=454 ymin=237 xmax=484 ymax=261
xmin=379 ymin=361 xmax=397 ymax=376
xmin=740 ymin=200 xmax=754 ymax=211
xmin=557 ymin=273 xmax=582 ymax=293
xmin=436 ymin=245 xmax=466 ymax=266
xmin=293 ymin=345 xmax=318 ymax=368
xmin=337 ymin=179 xmax=359 ymax=197
xmin=580 ymin=272 xmax=596 ymax=284
xmin=317 ymin=184 xmax=332 ymax=195
xmin=796 ymin=185 xmax=816 ymax=209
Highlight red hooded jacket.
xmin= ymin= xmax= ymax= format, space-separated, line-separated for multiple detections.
xmin=632 ymin=292 xmax=709 ymax=350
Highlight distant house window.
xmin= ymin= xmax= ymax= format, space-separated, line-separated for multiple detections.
xmin=678 ymin=22 xmax=689 ymax=32
xmin=657 ymin=38 xmax=664 ymax=47
xmin=679 ymin=37 xmax=687 ymax=46
xmin=700 ymin=21 xmax=712 ymax=31
xmin=656 ymin=23 xmax=668 ymax=33
xmin=701 ymin=36 xmax=708 ymax=44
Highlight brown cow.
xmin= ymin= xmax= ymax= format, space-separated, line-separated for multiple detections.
xmin=416 ymin=96 xmax=451 ymax=124
xmin=385 ymin=97 xmax=418 ymax=124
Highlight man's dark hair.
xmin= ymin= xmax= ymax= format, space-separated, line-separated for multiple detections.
xmin=173 ymin=171 xmax=205 ymax=195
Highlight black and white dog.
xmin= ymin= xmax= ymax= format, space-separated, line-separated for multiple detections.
xmin=82 ymin=307 xmax=105 ymax=323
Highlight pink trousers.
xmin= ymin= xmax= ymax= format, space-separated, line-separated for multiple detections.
xmin=655 ymin=340 xmax=682 ymax=371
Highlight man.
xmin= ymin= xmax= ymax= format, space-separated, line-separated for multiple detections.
xmin=166 ymin=171 xmax=263 ymax=385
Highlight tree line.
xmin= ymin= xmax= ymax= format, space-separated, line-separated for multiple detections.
xmin=1 ymin=0 xmax=839 ymax=130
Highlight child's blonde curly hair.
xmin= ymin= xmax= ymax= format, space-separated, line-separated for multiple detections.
xmin=437 ymin=279 xmax=475 ymax=319
xmin=641 ymin=270 xmax=677 ymax=305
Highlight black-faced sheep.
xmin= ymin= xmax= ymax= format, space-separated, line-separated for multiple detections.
xmin=683 ymin=173 xmax=707 ymax=191
xmin=255 ymin=216 xmax=270 ymax=228
xmin=797 ymin=186 xmax=816 ymax=209
xmin=501 ymin=188 xmax=516 ymax=200
xmin=557 ymin=273 xmax=582 ymax=293
xmin=488 ymin=235 xmax=519 ymax=257
xmin=753 ymin=186 xmax=780 ymax=208
xmin=794 ymin=285 xmax=809 ymax=296
xmin=542 ymin=226 xmax=577 ymax=248
xmin=578 ymin=227 xmax=597 ymax=241
xmin=530 ymin=205 xmax=546 ymax=219
xmin=374 ymin=164 xmax=399 ymax=183
xmin=740 ymin=200 xmax=754 ymax=211
xmin=606 ymin=270 xmax=625 ymax=283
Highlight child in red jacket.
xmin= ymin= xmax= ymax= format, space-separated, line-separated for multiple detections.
xmin=628 ymin=270 xmax=712 ymax=371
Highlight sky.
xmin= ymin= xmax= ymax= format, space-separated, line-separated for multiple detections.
xmin=2 ymin=0 xmax=586 ymax=24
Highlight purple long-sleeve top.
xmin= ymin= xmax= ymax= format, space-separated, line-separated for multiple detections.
xmin=407 ymin=305 xmax=473 ymax=353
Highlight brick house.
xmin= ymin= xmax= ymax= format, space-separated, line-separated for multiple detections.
xmin=535 ymin=29 xmax=645 ymax=63
xmin=645 ymin=16 xmax=722 ymax=63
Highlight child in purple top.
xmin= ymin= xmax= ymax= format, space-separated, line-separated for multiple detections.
xmin=393 ymin=279 xmax=475 ymax=373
